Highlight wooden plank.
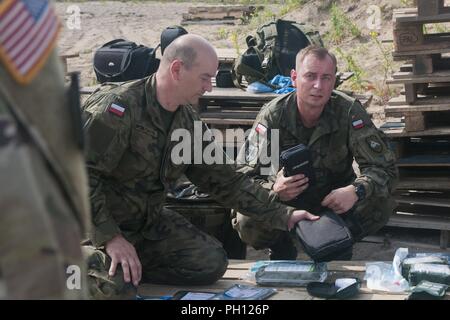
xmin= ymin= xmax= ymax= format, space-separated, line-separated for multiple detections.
xmin=181 ymin=19 xmax=236 ymax=26
xmin=200 ymin=111 xmax=259 ymax=119
xmin=387 ymin=95 xmax=450 ymax=108
xmin=388 ymin=69 xmax=450 ymax=84
xmin=216 ymin=48 xmax=238 ymax=61
xmin=383 ymin=124 xmax=450 ymax=137
xmin=405 ymin=113 xmax=425 ymax=131
xmin=188 ymin=5 xmax=262 ymax=15
xmin=201 ymin=87 xmax=277 ymax=101
xmin=393 ymin=30 xmax=450 ymax=54
xmin=396 ymin=154 xmax=450 ymax=167
xmin=394 ymin=12 xmax=450 ymax=24
xmin=404 ymin=83 xmax=417 ymax=104
xmin=395 ymin=194 xmax=450 ymax=208
xmin=387 ymin=211 xmax=450 ymax=230
xmin=201 ymin=118 xmax=255 ymax=126
xmin=396 ymin=176 xmax=450 ymax=190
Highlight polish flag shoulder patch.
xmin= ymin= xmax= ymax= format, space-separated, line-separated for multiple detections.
xmin=255 ymin=123 xmax=267 ymax=135
xmin=352 ymin=119 xmax=364 ymax=129
xmin=108 ymin=103 xmax=125 ymax=117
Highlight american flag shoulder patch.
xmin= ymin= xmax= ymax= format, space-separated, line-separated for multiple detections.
xmin=255 ymin=123 xmax=267 ymax=135
xmin=108 ymin=103 xmax=126 ymax=117
xmin=0 ymin=0 xmax=60 ymax=85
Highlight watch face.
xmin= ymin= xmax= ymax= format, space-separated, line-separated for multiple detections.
xmin=356 ymin=185 xmax=365 ymax=201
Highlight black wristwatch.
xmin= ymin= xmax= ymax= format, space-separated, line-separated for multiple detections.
xmin=353 ymin=183 xmax=366 ymax=202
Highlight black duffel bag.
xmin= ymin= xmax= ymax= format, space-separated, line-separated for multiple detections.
xmin=93 ymin=39 xmax=160 ymax=83
xmin=295 ymin=210 xmax=353 ymax=262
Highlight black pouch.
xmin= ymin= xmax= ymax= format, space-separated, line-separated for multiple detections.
xmin=295 ymin=210 xmax=353 ymax=262
xmin=280 ymin=143 xmax=315 ymax=185
xmin=216 ymin=64 xmax=234 ymax=88
xmin=307 ymin=278 xmax=361 ymax=299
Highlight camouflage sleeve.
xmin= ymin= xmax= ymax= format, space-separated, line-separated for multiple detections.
xmin=185 ymin=119 xmax=292 ymax=231
xmin=0 ymin=104 xmax=84 ymax=299
xmin=348 ymin=101 xmax=398 ymax=199
xmin=83 ymin=95 xmax=132 ymax=246
xmin=235 ymin=106 xmax=279 ymax=194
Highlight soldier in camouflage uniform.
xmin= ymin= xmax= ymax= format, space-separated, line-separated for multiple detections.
xmin=82 ymin=34 xmax=319 ymax=299
xmin=0 ymin=0 xmax=90 ymax=299
xmin=234 ymin=46 xmax=398 ymax=260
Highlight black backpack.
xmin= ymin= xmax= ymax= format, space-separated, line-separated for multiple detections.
xmin=160 ymin=25 xmax=188 ymax=55
xmin=93 ymin=39 xmax=160 ymax=83
xmin=233 ymin=19 xmax=323 ymax=88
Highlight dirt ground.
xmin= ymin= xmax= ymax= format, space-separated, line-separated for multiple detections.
xmin=55 ymin=1 xmax=449 ymax=261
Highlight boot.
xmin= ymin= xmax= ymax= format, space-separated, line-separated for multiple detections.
xmin=269 ymin=233 xmax=297 ymax=260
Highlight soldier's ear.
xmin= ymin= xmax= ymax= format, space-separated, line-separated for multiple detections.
xmin=170 ymin=59 xmax=183 ymax=81
xmin=290 ymin=69 xmax=297 ymax=87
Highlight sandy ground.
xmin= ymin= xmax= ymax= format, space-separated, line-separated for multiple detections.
xmin=54 ymin=1 xmax=448 ymax=260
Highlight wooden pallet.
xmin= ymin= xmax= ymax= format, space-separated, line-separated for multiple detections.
xmin=387 ymin=69 xmax=450 ymax=104
xmin=387 ymin=210 xmax=450 ymax=249
xmin=181 ymin=5 xmax=263 ymax=25
xmin=393 ymin=189 xmax=450 ymax=248
xmin=395 ymin=55 xmax=450 ymax=76
xmin=390 ymin=136 xmax=450 ymax=164
xmin=393 ymin=8 xmax=450 ymax=54
xmin=383 ymin=125 xmax=450 ymax=137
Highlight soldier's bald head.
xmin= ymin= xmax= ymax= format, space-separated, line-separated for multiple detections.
xmin=161 ymin=34 xmax=217 ymax=69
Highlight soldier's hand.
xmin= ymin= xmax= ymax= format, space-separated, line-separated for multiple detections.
xmin=288 ymin=210 xmax=320 ymax=230
xmin=321 ymin=185 xmax=358 ymax=214
xmin=105 ymin=234 xmax=142 ymax=287
xmin=273 ymin=169 xmax=309 ymax=202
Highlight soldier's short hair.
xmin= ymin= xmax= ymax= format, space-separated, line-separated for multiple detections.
xmin=296 ymin=45 xmax=337 ymax=73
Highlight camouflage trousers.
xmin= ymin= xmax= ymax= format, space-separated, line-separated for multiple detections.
xmin=84 ymin=208 xmax=228 ymax=299
xmin=233 ymin=194 xmax=396 ymax=250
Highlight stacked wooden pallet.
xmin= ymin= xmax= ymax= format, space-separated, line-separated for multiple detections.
xmin=181 ymin=5 xmax=263 ymax=25
xmin=382 ymin=0 xmax=450 ymax=249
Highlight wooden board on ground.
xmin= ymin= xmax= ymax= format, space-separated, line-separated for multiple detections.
xmin=138 ymin=260 xmax=442 ymax=300
xmin=181 ymin=5 xmax=263 ymax=25
xmin=181 ymin=19 xmax=236 ymax=26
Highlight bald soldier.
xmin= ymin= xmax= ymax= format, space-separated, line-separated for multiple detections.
xmin=82 ymin=34 xmax=320 ymax=299
xmin=0 ymin=0 xmax=90 ymax=299
xmin=234 ymin=46 xmax=398 ymax=260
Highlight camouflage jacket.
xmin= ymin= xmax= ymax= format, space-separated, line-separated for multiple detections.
xmin=0 ymin=49 xmax=89 ymax=299
xmin=82 ymin=75 xmax=294 ymax=247
xmin=237 ymin=91 xmax=398 ymax=227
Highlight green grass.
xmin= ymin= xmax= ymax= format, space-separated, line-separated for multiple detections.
xmin=326 ymin=3 xmax=361 ymax=44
